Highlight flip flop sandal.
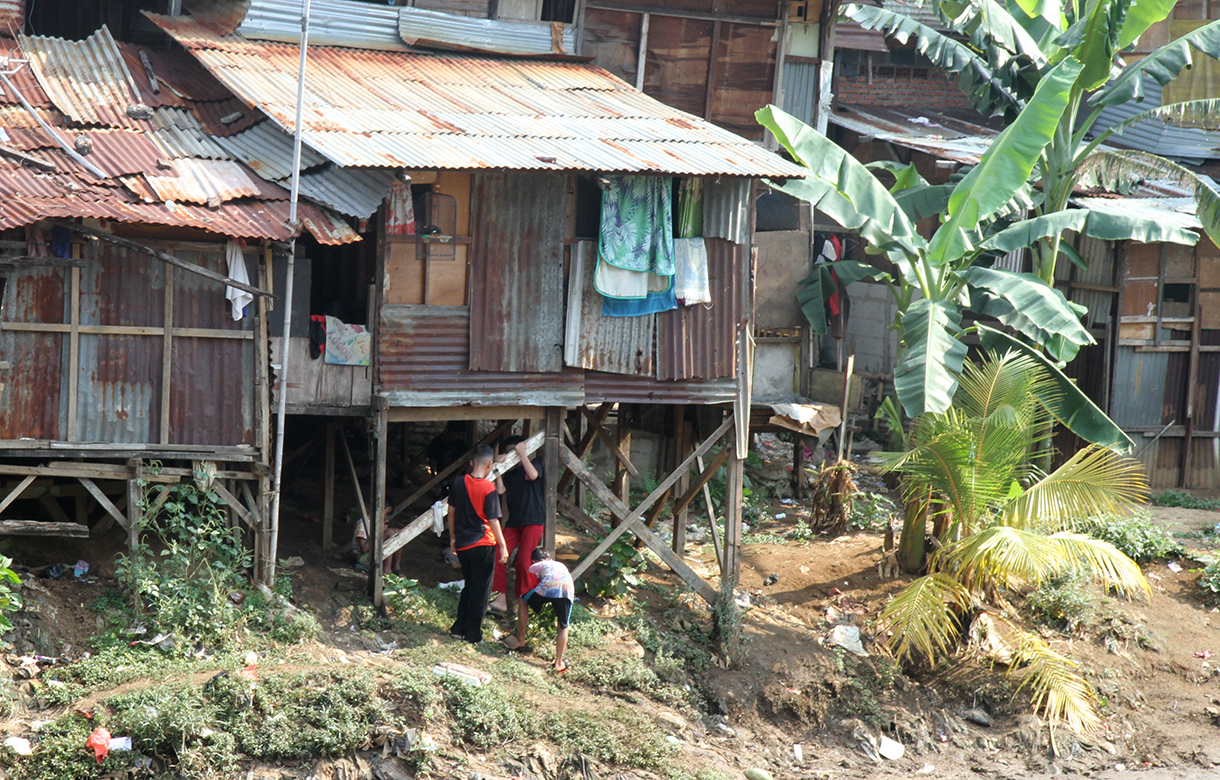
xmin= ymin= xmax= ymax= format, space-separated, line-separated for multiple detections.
xmin=552 ymin=661 xmax=569 ymax=674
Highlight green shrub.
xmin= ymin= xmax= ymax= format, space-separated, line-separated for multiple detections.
xmin=1199 ymin=560 xmax=1220 ymax=601
xmin=1150 ymin=490 xmax=1220 ymax=511
xmin=542 ymin=709 xmax=676 ymax=770
xmin=441 ymin=677 xmax=535 ymax=749
xmin=849 ymin=491 xmax=898 ymax=532
xmin=0 ymin=554 xmax=22 ymax=636
xmin=579 ymin=537 xmax=644 ymax=600
xmin=1026 ymin=569 xmax=1094 ymax=632
xmin=1085 ymin=512 xmax=1185 ymax=563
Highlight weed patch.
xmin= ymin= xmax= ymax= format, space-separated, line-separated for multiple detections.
xmin=442 ymin=677 xmax=535 ymax=750
xmin=1026 ymin=570 xmax=1095 ymax=632
xmin=1150 ymin=490 xmax=1220 ymax=511
xmin=542 ymin=708 xmax=676 ymax=770
xmin=1086 ymin=512 xmax=1185 ymax=563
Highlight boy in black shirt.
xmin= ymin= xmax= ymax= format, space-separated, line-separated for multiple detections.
xmin=447 ymin=445 xmax=508 ymax=643
xmin=490 ymin=435 xmax=545 ymax=615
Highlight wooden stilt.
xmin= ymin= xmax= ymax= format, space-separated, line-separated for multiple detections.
xmin=612 ymin=404 xmax=632 ymax=514
xmin=323 ymin=420 xmax=336 ymax=550
xmin=696 ymin=453 xmax=722 ymax=569
xmin=672 ymin=407 xmax=690 ymax=554
xmin=0 ymin=475 xmax=36 ymax=515
xmin=793 ymin=435 xmax=806 ymax=500
xmin=544 ymin=406 xmax=562 ymax=553
xmin=339 ymin=426 xmax=371 ymax=524
xmin=557 ymin=403 xmax=612 ymax=496
xmin=127 ymin=459 xmax=143 ymax=554
xmin=723 ymin=429 xmax=744 ymax=590
xmin=371 ymin=398 xmax=389 ymax=607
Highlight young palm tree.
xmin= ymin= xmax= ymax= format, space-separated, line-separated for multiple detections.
xmin=877 ymin=351 xmax=1149 ymax=733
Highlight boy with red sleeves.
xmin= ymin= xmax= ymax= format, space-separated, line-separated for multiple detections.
xmin=447 ymin=445 xmax=508 ymax=644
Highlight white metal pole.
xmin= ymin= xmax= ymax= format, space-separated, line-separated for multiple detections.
xmin=267 ymin=0 xmax=312 ymax=587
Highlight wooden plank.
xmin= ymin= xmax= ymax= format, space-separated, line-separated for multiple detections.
xmin=586 ymin=1 xmax=780 ymax=26
xmin=127 ymin=460 xmax=142 ymax=552
xmin=703 ymin=19 xmax=721 ymax=119
xmin=67 ymin=264 xmax=80 ymax=442
xmin=0 ymin=520 xmax=88 ymax=537
xmin=147 ymin=485 xmax=171 ymax=516
xmin=382 ymin=431 xmax=545 ymax=560
xmin=1181 ymin=304 xmax=1203 ymax=487
xmin=323 ymin=421 xmax=336 ymax=549
xmin=372 ymin=400 xmax=389 ymax=607
xmin=672 ymin=410 xmax=690 ymax=554
xmin=385 ymin=419 xmax=515 ymax=523
xmin=671 ymin=444 xmax=731 ymax=518
xmin=80 ymin=477 xmax=128 ymax=531
xmin=339 ymin=429 xmax=371 ymax=525
xmin=0 ymin=256 xmax=85 ymax=268
xmin=561 ymin=445 xmax=719 ymax=604
xmin=386 ymin=405 xmax=546 ymax=422
xmin=545 ymin=406 xmax=562 ymax=552
xmin=0 ymin=321 xmax=251 ymax=339
xmin=557 ymin=403 xmax=612 ymax=495
xmin=161 ymin=266 xmax=174 ymax=445
xmin=696 ymin=453 xmax=722 ymax=569
xmin=38 ymin=493 xmax=72 ymax=525
xmin=51 ymin=221 xmax=271 ymax=298
xmin=0 ymin=142 xmax=56 ymax=171
xmin=566 ymin=414 xmax=733 ymax=581
xmin=612 ymin=404 xmax=632 ymax=505
xmin=214 ymin=482 xmax=254 ymax=528
xmin=255 ymin=245 xmax=273 ymax=535
xmin=0 ymin=475 xmax=37 ymax=514
xmin=723 ymin=432 xmax=744 ymax=587
xmin=138 ymin=49 xmax=160 ymax=93
xmin=635 ymin=12 xmax=650 ymax=90
xmin=582 ymin=405 xmax=639 ymax=477
xmin=556 ymin=495 xmax=605 ymax=536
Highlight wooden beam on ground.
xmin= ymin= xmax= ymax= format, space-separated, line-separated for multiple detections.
xmin=556 ymin=495 xmax=605 ymax=536
xmin=382 ymin=431 xmax=545 ymax=561
xmin=0 ymin=474 xmax=36 ymax=514
xmin=560 ymin=444 xmax=720 ymax=605
xmin=80 ymin=477 xmax=129 ymax=532
xmin=51 ymin=220 xmax=272 ymax=299
xmin=385 ymin=419 xmax=515 ymax=524
xmin=557 ymin=403 xmax=612 ymax=495
xmin=581 ymin=405 xmax=639 ymax=478
xmin=544 ymin=406 xmax=562 ymax=552
xmin=0 ymin=520 xmax=88 ymax=537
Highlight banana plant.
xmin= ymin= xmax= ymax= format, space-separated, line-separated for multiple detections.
xmin=756 ymin=103 xmax=1197 ymax=421
xmin=843 ymin=0 xmax=1220 ymax=284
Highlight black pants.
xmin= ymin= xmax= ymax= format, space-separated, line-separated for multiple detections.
xmin=451 ymin=544 xmax=496 ymax=643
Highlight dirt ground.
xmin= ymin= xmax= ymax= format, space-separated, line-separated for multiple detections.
xmin=6 ymin=464 xmax=1220 ymax=779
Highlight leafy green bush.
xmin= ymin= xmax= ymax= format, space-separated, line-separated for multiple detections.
xmin=1151 ymin=490 xmax=1220 ymax=511
xmin=1026 ymin=569 xmax=1094 ymax=632
xmin=1085 ymin=512 xmax=1185 ymax=563
xmin=849 ymin=492 xmax=898 ymax=532
xmin=0 ymin=554 xmax=22 ymax=636
xmin=441 ymin=677 xmax=535 ymax=749
xmin=580 ymin=536 xmax=644 ymax=600
xmin=568 ymin=653 xmax=688 ymax=705
xmin=1198 ymin=560 xmax=1220 ymax=601
xmin=542 ymin=709 xmax=676 ymax=770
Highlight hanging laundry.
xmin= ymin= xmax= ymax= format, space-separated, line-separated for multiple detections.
xmin=309 ymin=315 xmax=327 ymax=360
xmin=224 ymin=239 xmax=253 ymax=322
xmin=323 ymin=315 xmax=372 ymax=366
xmin=675 ymin=178 xmax=704 ymax=238
xmin=594 ymin=257 xmax=649 ymax=299
xmin=599 ymin=176 xmax=675 ymax=276
xmin=601 ymin=273 xmax=677 ymax=317
xmin=385 ymin=179 xmax=416 ymax=236
xmin=50 ymin=226 xmax=71 ymax=259
xmin=673 ymin=237 xmax=711 ymax=305
xmin=24 ymin=225 xmax=47 ymax=258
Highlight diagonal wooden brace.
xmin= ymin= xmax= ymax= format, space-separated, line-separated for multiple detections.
xmin=558 ymin=404 xmax=614 ymax=495
xmin=581 ymin=405 xmax=639 ymax=478
xmin=386 ymin=420 xmax=515 ymax=524
xmin=79 ymin=477 xmax=129 ymax=531
xmin=382 ymin=431 xmax=545 ymax=561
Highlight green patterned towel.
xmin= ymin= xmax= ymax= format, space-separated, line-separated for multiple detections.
xmin=598 ymin=175 xmax=675 ymax=275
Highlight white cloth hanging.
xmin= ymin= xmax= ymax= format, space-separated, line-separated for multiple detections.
xmin=225 ymin=240 xmax=253 ymax=321
xmin=431 ymin=500 xmax=446 ymax=536
xmin=673 ymin=237 xmax=711 ymax=305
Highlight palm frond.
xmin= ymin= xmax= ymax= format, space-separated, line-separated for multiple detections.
xmin=1046 ymin=532 xmax=1151 ymax=598
xmin=1072 ymin=150 xmax=1220 ymax=247
xmin=878 ymin=573 xmax=972 ymax=664
xmin=1009 ymin=632 xmax=1103 ymax=734
xmin=937 ymin=525 xmax=1060 ymax=592
xmin=1002 ymin=445 xmax=1148 ymax=531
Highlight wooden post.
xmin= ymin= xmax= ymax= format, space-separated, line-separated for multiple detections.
xmin=573 ymin=409 xmax=587 ymax=509
xmin=67 ymin=256 xmax=81 ymax=442
xmin=371 ymin=398 xmax=389 ymax=607
xmin=612 ymin=404 xmax=632 ymax=514
xmin=792 ymin=435 xmax=805 ymax=500
xmin=672 ymin=407 xmax=690 ymax=555
xmin=126 ymin=459 xmax=143 ymax=554
xmin=544 ymin=406 xmax=562 ymax=553
xmin=1181 ymin=305 xmax=1202 ymax=487
xmin=323 ymin=420 xmax=336 ymax=550
xmin=723 ymin=426 xmax=743 ymax=590
xmin=256 ymin=244 xmax=273 ymax=578
xmin=160 ymin=265 xmax=174 ymax=444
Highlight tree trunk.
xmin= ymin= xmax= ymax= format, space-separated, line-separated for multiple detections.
xmin=898 ymin=487 xmax=930 ymax=573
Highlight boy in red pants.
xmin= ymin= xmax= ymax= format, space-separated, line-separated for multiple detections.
xmin=490 ymin=435 xmax=544 ymax=614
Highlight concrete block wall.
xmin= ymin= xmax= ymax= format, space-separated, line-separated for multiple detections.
xmin=821 ymin=281 xmax=900 ymax=375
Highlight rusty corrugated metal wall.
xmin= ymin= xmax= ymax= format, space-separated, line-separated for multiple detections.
xmin=564 ymin=240 xmax=655 ymax=376
xmin=656 ymin=238 xmax=742 ymax=380
xmin=469 ymin=172 xmax=566 ymax=373
xmin=0 ymin=266 xmax=64 ymax=440
xmin=380 ymin=306 xmax=584 ymax=407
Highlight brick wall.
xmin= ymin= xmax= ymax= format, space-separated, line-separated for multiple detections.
xmin=836 ymin=71 xmax=974 ymax=112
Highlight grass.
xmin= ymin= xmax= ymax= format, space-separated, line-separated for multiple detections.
xmin=1150 ymin=489 xmax=1220 ymax=511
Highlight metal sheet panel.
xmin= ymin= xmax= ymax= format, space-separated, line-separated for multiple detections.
xmin=1111 ymin=346 xmax=1170 ymax=427
xmin=149 ymin=107 xmax=234 ymax=160
xmin=238 ymin=0 xmax=410 ymax=51
xmin=829 ymin=104 xmax=997 ymax=165
xmin=0 ymin=266 xmax=66 ymax=440
xmin=583 ymin=371 xmax=736 ymax=404
xmin=781 ymin=60 xmax=817 ymax=127
xmin=564 ymin=240 xmax=655 ymax=375
xmin=703 ymin=177 xmax=751 ymax=245
xmin=297 ymin=165 xmax=396 ymax=218
xmin=469 ymin=171 xmax=566 ymax=372
xmin=656 ymin=238 xmax=742 ymax=380
xmin=183 ymin=0 xmax=252 ymax=36
xmin=398 ymin=6 xmax=576 ymax=56
xmin=834 ymin=19 xmax=889 ymax=51
xmin=213 ymin=121 xmax=327 ymax=181
xmin=379 ymin=305 xmax=585 ymax=407
xmin=148 ymin=13 xmax=808 ymax=178
xmin=1093 ymin=75 xmax=1220 ymax=163
xmin=19 ymin=26 xmax=148 ymax=130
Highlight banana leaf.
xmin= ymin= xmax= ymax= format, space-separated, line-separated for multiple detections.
xmin=896 ymin=298 xmax=969 ymax=415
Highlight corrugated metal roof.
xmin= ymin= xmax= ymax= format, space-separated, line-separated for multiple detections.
xmin=148 ymin=106 xmax=233 ymax=160
xmin=238 ymin=0 xmax=410 ymax=51
xmin=296 ymin=164 xmax=395 ymax=218
xmin=398 ymin=6 xmax=575 ymax=57
xmin=150 ymin=13 xmax=807 ymax=178
xmin=212 ymin=120 xmax=326 ymax=181
xmin=830 ymin=104 xmax=996 ymax=164
xmin=1073 ymin=196 xmax=1203 ymax=231
xmin=19 ymin=26 xmax=149 ymax=130
xmin=184 ymin=0 xmax=252 ymax=37
xmin=0 ymin=1 xmax=22 ymax=33
xmin=143 ymin=157 xmax=267 ymax=205
xmin=835 ymin=18 xmax=889 ymax=52
xmin=1092 ymin=75 xmax=1220 ymax=164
